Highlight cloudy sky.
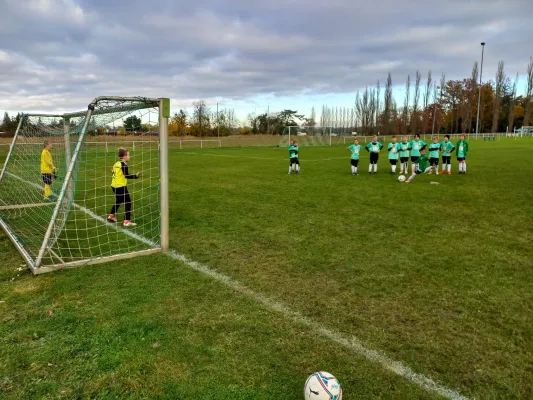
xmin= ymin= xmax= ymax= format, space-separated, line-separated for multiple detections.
xmin=1 ymin=0 xmax=532 ymax=119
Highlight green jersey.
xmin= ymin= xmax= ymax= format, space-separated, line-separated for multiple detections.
xmin=440 ymin=141 xmax=455 ymax=156
xmin=366 ymin=141 xmax=383 ymax=153
xmin=410 ymin=139 xmax=426 ymax=157
xmin=289 ymin=144 xmax=299 ymax=158
xmin=399 ymin=141 xmax=410 ymax=158
xmin=428 ymin=142 xmax=440 ymax=158
xmin=387 ymin=142 xmax=401 ymax=160
xmin=417 ymin=154 xmax=429 ymax=171
xmin=456 ymin=140 xmax=468 ymax=158
xmin=348 ymin=144 xmax=362 ymax=160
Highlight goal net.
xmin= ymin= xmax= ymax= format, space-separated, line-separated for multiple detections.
xmin=279 ymin=126 xmax=353 ymax=147
xmin=0 ymin=96 xmax=169 ymax=274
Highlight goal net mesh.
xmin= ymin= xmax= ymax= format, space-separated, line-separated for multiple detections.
xmin=0 ymin=98 xmax=162 ymax=272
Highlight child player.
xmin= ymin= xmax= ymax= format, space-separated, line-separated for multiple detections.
xmin=427 ymin=135 xmax=440 ymax=174
xmin=365 ymin=135 xmax=383 ymax=174
xmin=347 ymin=138 xmax=362 ymax=175
xmin=405 ymin=147 xmax=437 ymax=182
xmin=439 ymin=134 xmax=455 ymax=174
xmin=399 ymin=135 xmax=410 ymax=174
xmin=108 ymin=148 xmax=142 ymax=227
xmin=288 ymin=139 xmax=300 ymax=174
xmin=41 ymin=140 xmax=56 ymax=201
xmin=409 ymin=134 xmax=426 ymax=173
xmin=387 ymin=135 xmax=401 ymax=174
xmin=456 ymin=134 xmax=469 ymax=174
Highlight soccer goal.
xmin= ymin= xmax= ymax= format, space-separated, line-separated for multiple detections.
xmin=280 ymin=126 xmax=352 ymax=147
xmin=0 ymin=96 xmax=170 ymax=274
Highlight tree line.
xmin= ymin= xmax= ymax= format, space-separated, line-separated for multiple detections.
xmin=2 ymin=57 xmax=532 ymax=137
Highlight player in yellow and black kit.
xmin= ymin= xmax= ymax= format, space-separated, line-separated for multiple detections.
xmin=41 ymin=140 xmax=57 ymax=201
xmin=108 ymin=148 xmax=141 ymax=227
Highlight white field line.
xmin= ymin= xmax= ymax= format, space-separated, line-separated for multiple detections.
xmin=3 ymin=173 xmax=471 ymax=400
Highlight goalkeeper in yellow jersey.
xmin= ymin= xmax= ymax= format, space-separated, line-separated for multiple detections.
xmin=108 ymin=148 xmax=141 ymax=227
xmin=40 ymin=140 xmax=57 ymax=201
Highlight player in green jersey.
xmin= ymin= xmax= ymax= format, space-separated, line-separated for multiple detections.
xmin=398 ymin=135 xmax=410 ymax=174
xmin=409 ymin=134 xmax=427 ymax=173
xmin=288 ymin=139 xmax=300 ymax=174
xmin=405 ymin=147 xmax=437 ymax=182
xmin=365 ymin=135 xmax=383 ymax=174
xmin=427 ymin=135 xmax=441 ymax=174
xmin=439 ymin=134 xmax=455 ymax=174
xmin=456 ymin=134 xmax=469 ymax=174
xmin=347 ymin=138 xmax=363 ymax=175
xmin=387 ymin=135 xmax=401 ymax=174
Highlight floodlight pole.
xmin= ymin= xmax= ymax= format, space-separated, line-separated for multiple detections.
xmin=475 ymin=42 xmax=486 ymax=140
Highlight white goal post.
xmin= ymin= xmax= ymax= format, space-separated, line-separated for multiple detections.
xmin=0 ymin=96 xmax=170 ymax=274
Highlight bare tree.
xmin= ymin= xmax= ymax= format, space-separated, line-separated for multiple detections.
xmin=411 ymin=71 xmax=421 ymax=134
xmin=492 ymin=61 xmax=506 ymax=133
xmin=382 ymin=72 xmax=393 ymax=133
xmin=523 ymin=57 xmax=533 ymax=127
xmin=309 ymin=107 xmax=316 ymax=127
xmin=422 ymin=70 xmax=432 ymax=134
xmin=403 ymin=75 xmax=411 ymax=134
xmin=191 ymin=100 xmax=211 ymax=137
xmin=435 ymin=74 xmax=445 ymax=134
xmin=507 ymin=72 xmax=519 ymax=133
xmin=375 ymin=79 xmax=383 ymax=133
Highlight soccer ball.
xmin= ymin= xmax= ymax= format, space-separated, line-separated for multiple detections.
xmin=398 ymin=175 xmax=406 ymax=182
xmin=304 ymin=371 xmax=342 ymax=400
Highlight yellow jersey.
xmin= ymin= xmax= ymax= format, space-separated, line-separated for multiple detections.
xmin=40 ymin=149 xmax=55 ymax=174
xmin=111 ymin=161 xmax=138 ymax=188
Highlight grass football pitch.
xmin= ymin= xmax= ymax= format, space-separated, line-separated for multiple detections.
xmin=1 ymin=137 xmax=532 ymax=399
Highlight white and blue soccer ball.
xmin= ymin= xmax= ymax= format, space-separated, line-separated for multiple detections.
xmin=304 ymin=371 xmax=342 ymax=400
xmin=398 ymin=174 xmax=406 ymax=182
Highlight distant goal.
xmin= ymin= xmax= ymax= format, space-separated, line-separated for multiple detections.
xmin=0 ymin=96 xmax=170 ymax=274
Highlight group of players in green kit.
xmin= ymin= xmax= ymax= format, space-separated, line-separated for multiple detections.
xmin=345 ymin=133 xmax=469 ymax=182
xmin=287 ymin=134 xmax=470 ymax=182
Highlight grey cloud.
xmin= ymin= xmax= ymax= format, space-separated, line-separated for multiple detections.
xmin=0 ymin=0 xmax=532 ymax=115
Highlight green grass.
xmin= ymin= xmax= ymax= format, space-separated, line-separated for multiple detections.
xmin=1 ymin=138 xmax=533 ymax=399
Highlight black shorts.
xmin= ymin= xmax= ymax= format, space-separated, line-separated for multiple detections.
xmin=429 ymin=157 xmax=439 ymax=166
xmin=290 ymin=157 xmax=300 ymax=165
xmin=350 ymin=159 xmax=359 ymax=167
xmin=442 ymin=156 xmax=451 ymax=164
xmin=389 ymin=159 xmax=398 ymax=165
xmin=400 ymin=157 xmax=409 ymax=163
xmin=411 ymin=156 xmax=419 ymax=163
xmin=369 ymin=152 xmax=379 ymax=164
xmin=457 ymin=157 xmax=465 ymax=161
xmin=42 ymin=174 xmax=52 ymax=185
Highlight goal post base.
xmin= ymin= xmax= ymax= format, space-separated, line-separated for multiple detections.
xmin=30 ymin=248 xmax=162 ymax=275
xmin=0 ymin=217 xmax=36 ymax=269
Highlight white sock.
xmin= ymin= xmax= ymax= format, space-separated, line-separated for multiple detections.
xmin=459 ymin=163 xmax=463 ymax=172
xmin=392 ymin=165 xmax=396 ymax=173
xmin=296 ymin=164 xmax=300 ymax=172
xmin=447 ymin=164 xmax=451 ymax=172
xmin=288 ymin=166 xmax=292 ymax=173
xmin=400 ymin=164 xmax=404 ymax=173
xmin=442 ymin=164 xmax=446 ymax=171
xmin=412 ymin=164 xmax=416 ymax=173
xmin=407 ymin=172 xmax=416 ymax=182
xmin=354 ymin=167 xmax=358 ymax=173
xmin=351 ymin=166 xmax=355 ymax=174
xmin=463 ymin=162 xmax=466 ymax=172
xmin=369 ymin=164 xmax=373 ymax=173
xmin=374 ymin=164 xmax=378 ymax=172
